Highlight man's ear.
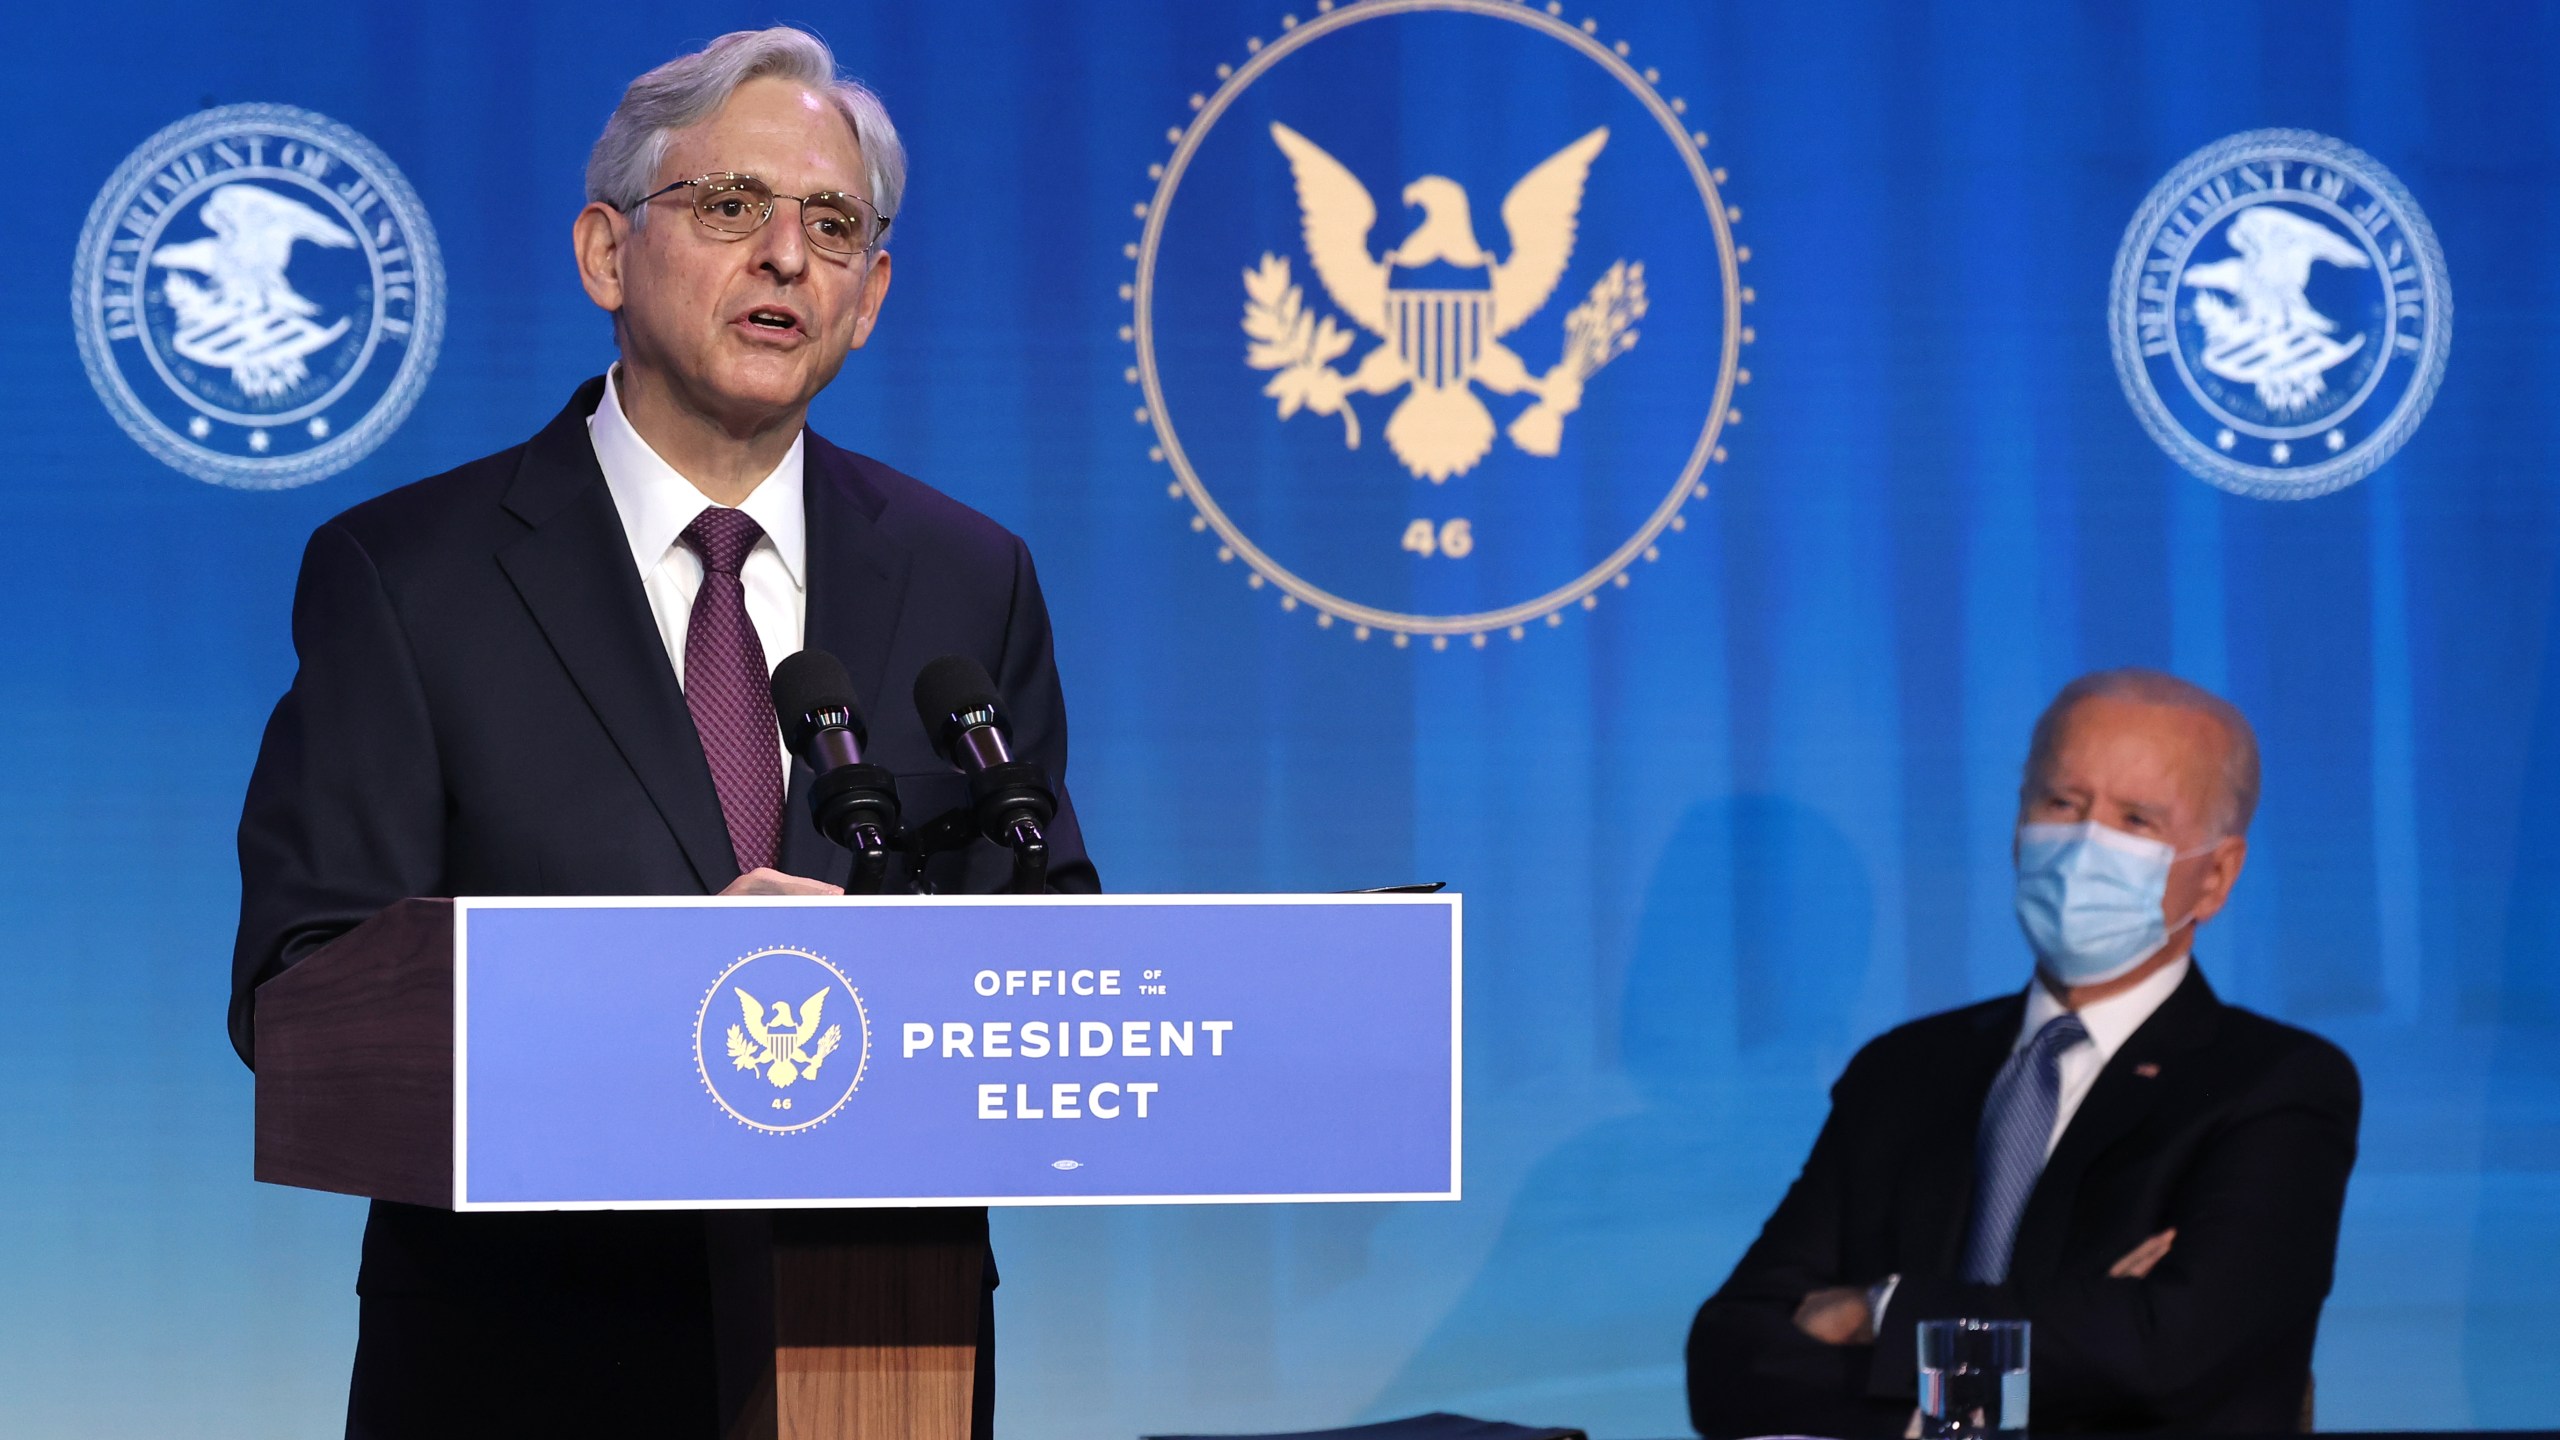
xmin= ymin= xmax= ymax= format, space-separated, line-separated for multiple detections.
xmin=2189 ymin=835 xmax=2248 ymax=925
xmin=846 ymin=249 xmax=893 ymax=351
xmin=573 ymin=203 xmax=628 ymax=314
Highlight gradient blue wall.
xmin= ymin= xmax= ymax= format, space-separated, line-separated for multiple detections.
xmin=3 ymin=2 xmax=2556 ymax=1436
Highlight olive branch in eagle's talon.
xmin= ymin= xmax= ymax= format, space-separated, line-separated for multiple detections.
xmin=1242 ymin=253 xmax=1364 ymax=448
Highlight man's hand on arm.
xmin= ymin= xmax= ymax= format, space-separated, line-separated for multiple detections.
xmin=1794 ymin=1286 xmax=1877 ymax=1346
xmin=2109 ymin=1228 xmax=2176 ymax=1279
xmin=719 ymin=868 xmax=843 ymax=897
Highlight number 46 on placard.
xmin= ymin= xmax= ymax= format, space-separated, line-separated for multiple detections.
xmin=1401 ymin=518 xmax=1473 ymax=558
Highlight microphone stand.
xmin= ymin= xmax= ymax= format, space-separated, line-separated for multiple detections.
xmin=905 ymin=796 xmax=1051 ymax=894
xmin=903 ymin=808 xmax=978 ymax=896
xmin=1000 ymin=817 xmax=1048 ymax=895
xmin=967 ymin=756 xmax=1055 ymax=895
xmin=843 ymin=822 xmax=893 ymax=895
xmin=808 ymin=761 xmax=903 ymax=897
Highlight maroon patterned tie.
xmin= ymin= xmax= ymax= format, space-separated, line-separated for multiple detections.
xmin=680 ymin=506 xmax=784 ymax=876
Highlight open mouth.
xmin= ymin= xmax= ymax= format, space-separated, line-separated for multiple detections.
xmin=740 ymin=306 xmax=801 ymax=333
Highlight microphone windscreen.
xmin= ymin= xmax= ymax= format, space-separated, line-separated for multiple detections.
xmin=769 ymin=649 xmax=865 ymax=755
xmin=912 ymin=654 xmax=1002 ymax=736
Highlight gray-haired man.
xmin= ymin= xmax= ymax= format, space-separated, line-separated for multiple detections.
xmin=1688 ymin=669 xmax=2357 ymax=1436
xmin=232 ymin=27 xmax=1095 ymax=1437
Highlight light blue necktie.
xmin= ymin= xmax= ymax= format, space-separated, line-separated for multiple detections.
xmin=1960 ymin=1012 xmax=2090 ymax=1284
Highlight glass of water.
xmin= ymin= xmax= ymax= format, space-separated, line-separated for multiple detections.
xmin=1917 ymin=1317 xmax=2030 ymax=1438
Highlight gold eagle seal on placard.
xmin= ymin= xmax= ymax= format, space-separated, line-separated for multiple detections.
xmin=723 ymin=985 xmax=845 ymax=1087
xmin=692 ymin=947 xmax=870 ymax=1134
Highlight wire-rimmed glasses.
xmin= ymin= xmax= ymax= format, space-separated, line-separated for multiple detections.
xmin=623 ymin=172 xmax=890 ymax=256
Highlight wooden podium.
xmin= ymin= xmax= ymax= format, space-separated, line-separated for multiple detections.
xmin=252 ymin=899 xmax=984 ymax=1440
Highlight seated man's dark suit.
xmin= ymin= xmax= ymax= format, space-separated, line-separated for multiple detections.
xmin=1688 ymin=965 xmax=2358 ymax=1437
xmin=231 ymin=376 xmax=1097 ymax=1438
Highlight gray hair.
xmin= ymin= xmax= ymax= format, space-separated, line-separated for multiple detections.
xmin=2025 ymin=668 xmax=2262 ymax=836
xmin=586 ymin=27 xmax=906 ymax=236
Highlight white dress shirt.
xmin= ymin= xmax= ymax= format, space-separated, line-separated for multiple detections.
xmin=588 ymin=367 xmax=806 ymax=772
xmin=2012 ymin=953 xmax=2191 ymax=1157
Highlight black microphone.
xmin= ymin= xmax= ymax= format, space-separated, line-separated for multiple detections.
xmin=770 ymin=649 xmax=901 ymax=893
xmin=911 ymin=654 xmax=1055 ymax=892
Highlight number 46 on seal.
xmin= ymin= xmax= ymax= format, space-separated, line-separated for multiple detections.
xmin=1401 ymin=518 xmax=1473 ymax=558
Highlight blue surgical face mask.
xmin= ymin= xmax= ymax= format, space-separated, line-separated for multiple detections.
xmin=2013 ymin=822 xmax=2217 ymax=986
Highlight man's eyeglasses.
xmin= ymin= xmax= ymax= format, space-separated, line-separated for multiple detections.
xmin=623 ymin=172 xmax=890 ymax=256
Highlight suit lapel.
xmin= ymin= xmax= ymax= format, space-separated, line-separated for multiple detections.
xmin=800 ymin=434 xmax=914 ymax=721
xmin=495 ymin=378 xmax=738 ymax=893
xmin=1917 ymin=996 xmax=2028 ymax=1273
xmin=774 ymin=434 xmax=915 ymax=882
xmin=2009 ymin=965 xmax=2220 ymax=1282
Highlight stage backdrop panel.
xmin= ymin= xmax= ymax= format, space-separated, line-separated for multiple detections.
xmin=2 ymin=2 xmax=2557 ymax=1437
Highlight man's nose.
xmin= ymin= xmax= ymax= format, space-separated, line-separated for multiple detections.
xmin=750 ymin=210 xmax=809 ymax=281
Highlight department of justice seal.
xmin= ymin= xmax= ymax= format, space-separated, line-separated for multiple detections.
xmin=2109 ymin=129 xmax=2449 ymax=500
xmin=1126 ymin=0 xmax=1752 ymax=649
xmin=71 ymin=104 xmax=445 ymax=489
xmin=693 ymin=947 xmax=871 ymax=1135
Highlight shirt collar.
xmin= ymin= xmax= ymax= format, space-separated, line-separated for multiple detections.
xmin=2016 ymin=953 xmax=2192 ymax=1063
xmin=588 ymin=366 xmax=807 ymax=589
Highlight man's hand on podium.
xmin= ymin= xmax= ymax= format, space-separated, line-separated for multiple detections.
xmin=721 ymin=868 xmax=845 ymax=897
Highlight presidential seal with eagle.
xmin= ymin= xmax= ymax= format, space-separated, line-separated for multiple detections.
xmin=693 ymin=947 xmax=870 ymax=1134
xmin=725 ymin=986 xmax=844 ymax=1087
xmin=1248 ymin=123 xmax=1641 ymax=483
xmin=1126 ymin=0 xmax=1750 ymax=648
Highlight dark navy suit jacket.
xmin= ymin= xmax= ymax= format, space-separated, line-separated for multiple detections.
xmin=231 ymin=376 xmax=1095 ymax=1434
xmin=1688 ymin=966 xmax=2359 ymax=1437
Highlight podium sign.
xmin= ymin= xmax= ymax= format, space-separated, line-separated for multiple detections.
xmin=451 ymin=894 xmax=1460 ymax=1211
xmin=253 ymin=893 xmax=1461 ymax=1437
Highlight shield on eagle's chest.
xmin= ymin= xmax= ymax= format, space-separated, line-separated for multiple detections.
xmin=1386 ymin=260 xmax=1493 ymax=390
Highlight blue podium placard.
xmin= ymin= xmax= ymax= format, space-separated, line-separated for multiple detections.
xmin=450 ymin=894 xmax=1460 ymax=1211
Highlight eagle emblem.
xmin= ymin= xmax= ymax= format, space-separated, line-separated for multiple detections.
xmin=149 ymin=183 xmax=360 ymax=400
xmin=2180 ymin=206 xmax=2371 ymax=414
xmin=723 ymin=986 xmax=844 ymax=1088
xmin=1243 ymin=123 xmax=1648 ymax=483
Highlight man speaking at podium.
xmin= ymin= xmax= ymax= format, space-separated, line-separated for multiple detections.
xmin=229 ymin=27 xmax=1094 ymax=1438
xmin=1688 ymin=670 xmax=2358 ymax=1436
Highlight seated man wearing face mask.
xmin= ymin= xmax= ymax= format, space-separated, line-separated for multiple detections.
xmin=1686 ymin=668 xmax=2360 ymax=1437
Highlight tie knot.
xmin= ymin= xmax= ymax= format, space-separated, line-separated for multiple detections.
xmin=2030 ymin=1012 xmax=2090 ymax=1058
xmin=682 ymin=506 xmax=765 ymax=576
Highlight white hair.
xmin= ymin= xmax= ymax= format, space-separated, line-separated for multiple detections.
xmin=2026 ymin=668 xmax=2263 ymax=836
xmin=585 ymin=27 xmax=906 ymax=239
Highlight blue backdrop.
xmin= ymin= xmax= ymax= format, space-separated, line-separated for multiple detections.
xmin=3 ymin=2 xmax=2556 ymax=1436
